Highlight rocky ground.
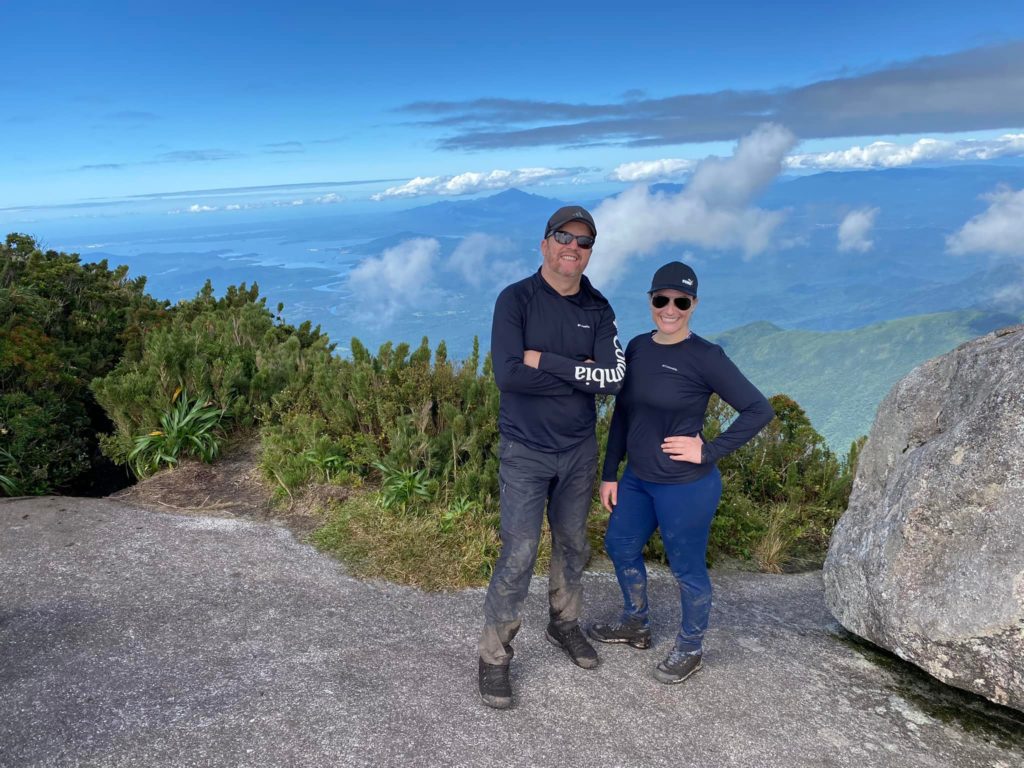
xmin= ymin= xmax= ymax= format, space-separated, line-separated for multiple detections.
xmin=2 ymin=495 xmax=1022 ymax=768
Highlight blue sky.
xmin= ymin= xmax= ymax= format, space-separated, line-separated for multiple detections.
xmin=2 ymin=1 xmax=1023 ymax=225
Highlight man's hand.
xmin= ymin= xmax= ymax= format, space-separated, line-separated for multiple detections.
xmin=661 ymin=435 xmax=704 ymax=463
xmin=600 ymin=481 xmax=618 ymax=512
xmin=523 ymin=349 xmax=541 ymax=368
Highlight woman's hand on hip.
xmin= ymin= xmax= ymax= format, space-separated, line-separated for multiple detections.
xmin=600 ymin=481 xmax=618 ymax=513
xmin=661 ymin=435 xmax=704 ymax=463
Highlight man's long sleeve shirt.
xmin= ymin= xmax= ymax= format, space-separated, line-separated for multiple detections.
xmin=491 ymin=269 xmax=624 ymax=452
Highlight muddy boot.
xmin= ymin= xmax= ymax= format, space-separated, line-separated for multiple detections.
xmin=545 ymin=622 xmax=599 ymax=669
xmin=478 ymin=657 xmax=512 ymax=709
xmin=653 ymin=650 xmax=703 ymax=684
xmin=587 ymin=618 xmax=652 ymax=649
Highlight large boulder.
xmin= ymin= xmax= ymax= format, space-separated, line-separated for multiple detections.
xmin=824 ymin=324 xmax=1024 ymax=711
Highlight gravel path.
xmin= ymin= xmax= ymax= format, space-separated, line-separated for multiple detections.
xmin=2 ymin=497 xmax=1022 ymax=768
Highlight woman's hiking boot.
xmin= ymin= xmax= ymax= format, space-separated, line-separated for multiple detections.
xmin=587 ymin=619 xmax=652 ymax=649
xmin=653 ymin=649 xmax=703 ymax=684
xmin=545 ymin=622 xmax=599 ymax=669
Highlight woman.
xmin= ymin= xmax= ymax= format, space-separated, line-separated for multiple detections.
xmin=589 ymin=261 xmax=774 ymax=684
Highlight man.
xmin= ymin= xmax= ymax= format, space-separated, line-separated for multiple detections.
xmin=478 ymin=205 xmax=625 ymax=709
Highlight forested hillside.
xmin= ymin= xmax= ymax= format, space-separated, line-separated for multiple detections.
xmin=715 ymin=310 xmax=1020 ymax=449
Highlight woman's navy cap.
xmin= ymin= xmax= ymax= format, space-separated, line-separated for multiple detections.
xmin=649 ymin=261 xmax=698 ymax=296
xmin=544 ymin=205 xmax=596 ymax=239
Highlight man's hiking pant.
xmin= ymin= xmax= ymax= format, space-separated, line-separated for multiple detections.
xmin=479 ymin=435 xmax=597 ymax=666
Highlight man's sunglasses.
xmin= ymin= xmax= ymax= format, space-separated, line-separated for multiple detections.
xmin=550 ymin=230 xmax=595 ymax=249
xmin=651 ymin=295 xmax=693 ymax=310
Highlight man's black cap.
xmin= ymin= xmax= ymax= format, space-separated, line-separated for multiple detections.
xmin=649 ymin=261 xmax=698 ymax=297
xmin=544 ymin=205 xmax=596 ymax=239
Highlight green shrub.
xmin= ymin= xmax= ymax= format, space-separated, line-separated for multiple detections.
xmin=375 ymin=463 xmax=436 ymax=514
xmin=260 ymin=335 xmax=501 ymax=511
xmin=0 ymin=233 xmax=166 ymax=495
xmin=706 ymin=394 xmax=861 ymax=567
xmin=0 ymin=446 xmax=23 ymax=496
xmin=127 ymin=390 xmax=227 ymax=477
xmin=92 ymin=280 xmax=333 ymax=466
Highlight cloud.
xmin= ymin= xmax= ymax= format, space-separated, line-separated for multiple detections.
xmin=105 ymin=110 xmax=159 ymax=121
xmin=313 ymin=192 xmax=344 ymax=204
xmin=587 ymin=124 xmax=796 ymax=287
xmin=348 ymin=238 xmax=442 ymax=322
xmin=788 ymin=133 xmax=1024 ymax=170
xmin=168 ymin=192 xmax=345 ymax=215
xmin=613 ymin=131 xmax=1024 ymax=186
xmin=121 ymin=178 xmax=405 ymax=201
xmin=76 ymin=148 xmax=242 ymax=171
xmin=156 ymin=149 xmax=241 ymax=163
xmin=947 ymin=186 xmax=1024 ymax=257
xmin=371 ymin=167 xmax=583 ymax=200
xmin=837 ymin=207 xmax=880 ymax=252
xmin=400 ymin=42 xmax=1024 ymax=149
xmin=447 ymin=234 xmax=528 ymax=289
xmin=991 ymin=281 xmax=1024 ymax=310
xmin=263 ymin=141 xmax=305 ymax=154
xmin=344 ymin=235 xmax=531 ymax=325
xmin=609 ymin=158 xmax=696 ymax=182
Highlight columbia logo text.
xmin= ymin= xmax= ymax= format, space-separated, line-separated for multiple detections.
xmin=573 ymin=336 xmax=626 ymax=389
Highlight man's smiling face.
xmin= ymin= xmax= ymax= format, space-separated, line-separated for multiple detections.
xmin=540 ymin=219 xmax=593 ymax=282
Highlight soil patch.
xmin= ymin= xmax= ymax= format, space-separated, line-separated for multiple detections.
xmin=107 ymin=437 xmax=346 ymax=538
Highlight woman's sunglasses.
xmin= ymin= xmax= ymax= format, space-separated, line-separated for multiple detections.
xmin=550 ymin=230 xmax=595 ymax=249
xmin=651 ymin=295 xmax=693 ymax=310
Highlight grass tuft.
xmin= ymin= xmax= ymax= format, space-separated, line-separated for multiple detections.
xmin=753 ymin=503 xmax=805 ymax=573
xmin=312 ymin=488 xmax=552 ymax=591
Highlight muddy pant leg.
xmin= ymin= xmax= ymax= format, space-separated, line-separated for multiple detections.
xmin=652 ymin=467 xmax=722 ymax=653
xmin=546 ymin=436 xmax=598 ymax=629
xmin=479 ymin=438 xmax=555 ymax=665
xmin=603 ymin=466 xmax=658 ymax=625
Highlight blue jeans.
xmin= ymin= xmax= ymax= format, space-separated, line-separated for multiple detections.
xmin=479 ymin=435 xmax=598 ymax=665
xmin=604 ymin=464 xmax=722 ymax=653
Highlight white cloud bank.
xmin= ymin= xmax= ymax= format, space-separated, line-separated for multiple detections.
xmin=610 ymin=133 xmax=1024 ymax=182
xmin=448 ymin=233 xmax=528 ymax=289
xmin=837 ymin=207 xmax=880 ymax=253
xmin=947 ymin=186 xmax=1024 ymax=258
xmin=347 ymin=234 xmax=530 ymax=324
xmin=588 ymin=123 xmax=797 ymax=287
xmin=348 ymin=238 xmax=442 ymax=322
xmin=608 ymin=158 xmax=697 ymax=182
xmin=371 ymin=167 xmax=578 ymax=200
xmin=787 ymin=133 xmax=1024 ymax=171
xmin=168 ymin=193 xmax=345 ymax=214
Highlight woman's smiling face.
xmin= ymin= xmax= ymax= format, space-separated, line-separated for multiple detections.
xmin=650 ymin=288 xmax=697 ymax=337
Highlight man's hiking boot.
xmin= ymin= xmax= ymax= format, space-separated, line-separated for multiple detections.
xmin=545 ymin=622 xmax=599 ymax=669
xmin=653 ymin=650 xmax=703 ymax=684
xmin=478 ymin=658 xmax=512 ymax=709
xmin=587 ymin=619 xmax=652 ymax=649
